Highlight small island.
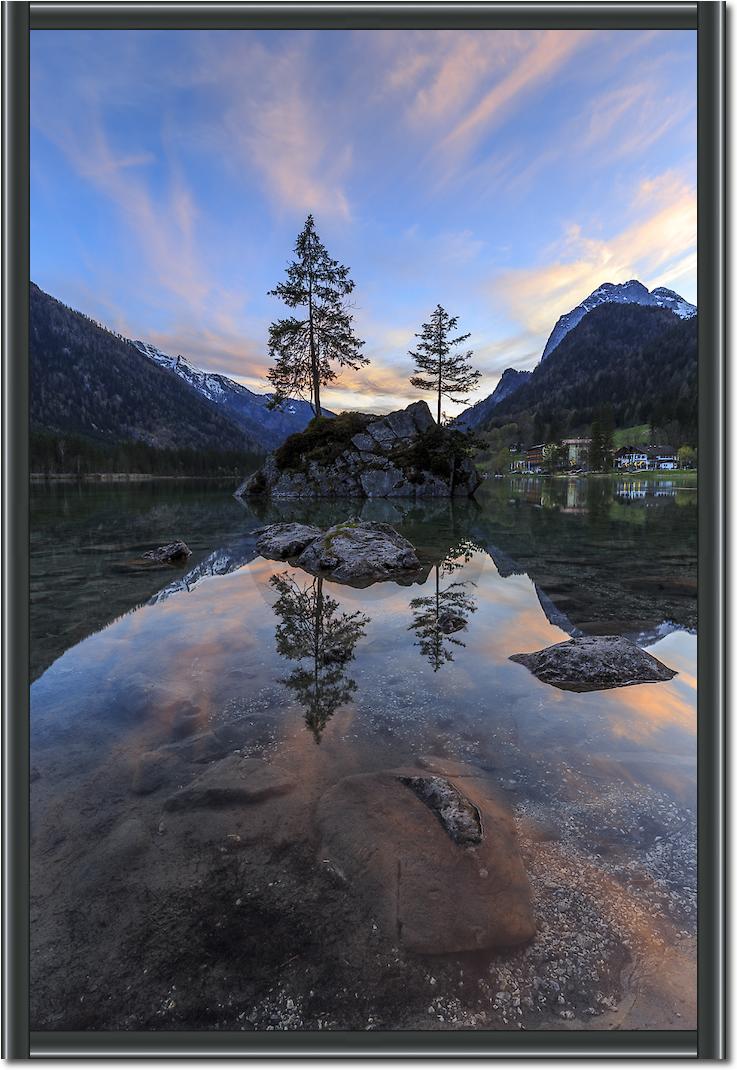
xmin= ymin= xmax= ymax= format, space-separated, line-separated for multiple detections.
xmin=236 ymin=401 xmax=482 ymax=500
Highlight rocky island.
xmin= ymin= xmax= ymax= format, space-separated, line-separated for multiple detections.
xmin=235 ymin=401 xmax=482 ymax=500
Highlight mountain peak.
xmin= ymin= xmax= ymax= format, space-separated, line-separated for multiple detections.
xmin=541 ymin=279 xmax=696 ymax=360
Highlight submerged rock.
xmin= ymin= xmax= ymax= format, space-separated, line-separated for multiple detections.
xmin=142 ymin=540 xmax=192 ymax=564
xmin=131 ymin=751 xmax=175 ymax=795
xmin=399 ymin=775 xmax=482 ymax=846
xmin=317 ymin=766 xmax=535 ymax=954
xmin=163 ymin=754 xmax=295 ymax=811
xmin=235 ymin=401 xmax=481 ymax=500
xmin=509 ymin=634 xmax=677 ymax=691
xmin=296 ymin=520 xmax=421 ymax=585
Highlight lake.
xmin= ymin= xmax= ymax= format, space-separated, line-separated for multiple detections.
xmin=29 ymin=474 xmax=697 ymax=1032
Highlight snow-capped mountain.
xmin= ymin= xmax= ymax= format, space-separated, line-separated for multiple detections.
xmin=541 ymin=280 xmax=696 ymax=360
xmin=131 ymin=340 xmax=328 ymax=448
xmin=453 ymin=367 xmax=532 ymax=431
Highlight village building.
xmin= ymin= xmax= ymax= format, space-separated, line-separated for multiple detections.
xmin=615 ymin=446 xmax=649 ymax=469
xmin=511 ymin=443 xmax=545 ymax=473
xmin=615 ymin=445 xmax=678 ymax=470
xmin=561 ymin=438 xmax=591 ymax=468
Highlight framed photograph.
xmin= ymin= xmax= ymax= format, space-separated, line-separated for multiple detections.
xmin=3 ymin=1 xmax=724 ymax=1059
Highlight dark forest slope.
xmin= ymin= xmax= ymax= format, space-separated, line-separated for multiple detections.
xmin=485 ymin=303 xmax=697 ymax=442
xmin=30 ymin=283 xmax=262 ymax=455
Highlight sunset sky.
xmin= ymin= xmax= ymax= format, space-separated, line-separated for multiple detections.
xmin=31 ymin=28 xmax=696 ymax=415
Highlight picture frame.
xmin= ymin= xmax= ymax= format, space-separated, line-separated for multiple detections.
xmin=2 ymin=2 xmax=725 ymax=1059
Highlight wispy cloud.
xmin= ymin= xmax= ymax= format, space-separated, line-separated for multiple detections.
xmin=493 ymin=170 xmax=696 ymax=349
xmin=439 ymin=31 xmax=590 ymax=159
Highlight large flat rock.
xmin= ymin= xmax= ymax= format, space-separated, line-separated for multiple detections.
xmin=509 ymin=634 xmax=677 ymax=691
xmin=316 ymin=766 xmax=535 ymax=954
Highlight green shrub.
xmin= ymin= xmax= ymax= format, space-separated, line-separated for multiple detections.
xmin=274 ymin=412 xmax=375 ymax=472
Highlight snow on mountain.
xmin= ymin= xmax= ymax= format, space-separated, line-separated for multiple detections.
xmin=131 ymin=340 xmax=324 ymax=447
xmin=541 ymin=280 xmax=696 ymax=360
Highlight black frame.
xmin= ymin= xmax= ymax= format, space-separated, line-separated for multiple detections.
xmin=2 ymin=2 xmax=724 ymax=1059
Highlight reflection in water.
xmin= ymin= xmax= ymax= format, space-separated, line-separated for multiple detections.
xmin=270 ymin=572 xmax=370 ymax=742
xmin=29 ymin=478 xmax=698 ymax=1033
xmin=409 ymin=540 xmax=478 ymax=671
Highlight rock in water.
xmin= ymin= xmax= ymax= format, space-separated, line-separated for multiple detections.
xmin=296 ymin=520 xmax=421 ymax=585
xmin=142 ymin=540 xmax=192 ymax=564
xmin=316 ymin=766 xmax=535 ymax=954
xmin=235 ymin=401 xmax=481 ymax=500
xmin=509 ymin=634 xmax=677 ymax=691
xmin=255 ymin=523 xmax=323 ymax=559
xmin=163 ymin=754 xmax=295 ymax=811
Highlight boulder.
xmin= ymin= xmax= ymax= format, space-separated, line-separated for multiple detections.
xmin=317 ymin=767 xmax=535 ymax=954
xmin=142 ymin=540 xmax=191 ymax=564
xmin=255 ymin=523 xmax=323 ymax=560
xmin=163 ymin=754 xmax=295 ymax=811
xmin=296 ymin=520 xmax=422 ymax=585
xmin=509 ymin=635 xmax=677 ymax=691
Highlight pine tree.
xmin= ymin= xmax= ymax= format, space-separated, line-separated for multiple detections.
xmin=266 ymin=215 xmax=368 ymax=416
xmin=409 ymin=305 xmax=481 ymax=425
xmin=600 ymin=405 xmax=615 ymax=471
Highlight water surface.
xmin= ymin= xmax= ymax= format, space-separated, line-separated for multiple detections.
xmin=30 ymin=476 xmax=697 ymax=1032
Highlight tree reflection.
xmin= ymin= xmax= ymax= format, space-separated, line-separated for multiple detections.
xmin=270 ymin=572 xmax=370 ymax=743
xmin=409 ymin=539 xmax=478 ymax=671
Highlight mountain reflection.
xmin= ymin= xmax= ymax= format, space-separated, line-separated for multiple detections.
xmin=270 ymin=572 xmax=370 ymax=743
xmin=408 ymin=539 xmax=478 ymax=671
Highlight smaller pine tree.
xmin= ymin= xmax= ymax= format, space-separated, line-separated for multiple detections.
xmin=409 ymin=305 xmax=481 ymax=425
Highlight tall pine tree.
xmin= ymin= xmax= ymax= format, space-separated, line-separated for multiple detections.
xmin=409 ymin=305 xmax=481 ymax=424
xmin=266 ymin=215 xmax=368 ymax=416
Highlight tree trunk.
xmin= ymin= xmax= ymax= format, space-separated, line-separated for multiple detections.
xmin=308 ymin=283 xmax=321 ymax=417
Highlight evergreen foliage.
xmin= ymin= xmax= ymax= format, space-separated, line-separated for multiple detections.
xmin=267 ymin=215 xmax=368 ymax=416
xmin=409 ymin=305 xmax=481 ymax=424
xmin=30 ymin=429 xmax=260 ymax=478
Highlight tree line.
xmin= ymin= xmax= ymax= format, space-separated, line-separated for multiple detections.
xmin=266 ymin=214 xmax=481 ymax=424
xmin=30 ymin=429 xmax=261 ymax=478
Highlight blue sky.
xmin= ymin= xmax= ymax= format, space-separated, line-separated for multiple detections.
xmin=31 ymin=28 xmax=696 ymax=414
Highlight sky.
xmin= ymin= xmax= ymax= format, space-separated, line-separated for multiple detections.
xmin=30 ymin=28 xmax=696 ymax=416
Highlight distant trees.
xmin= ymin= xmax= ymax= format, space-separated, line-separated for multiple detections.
xmin=678 ymin=445 xmax=697 ymax=469
xmin=409 ymin=305 xmax=481 ymax=425
xmin=588 ymin=407 xmax=614 ymax=471
xmin=266 ymin=214 xmax=368 ymax=417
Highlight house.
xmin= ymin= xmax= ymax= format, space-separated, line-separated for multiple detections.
xmin=647 ymin=448 xmax=677 ymax=470
xmin=511 ymin=443 xmax=545 ymax=473
xmin=561 ymin=438 xmax=590 ymax=468
xmin=615 ymin=446 xmax=649 ymax=469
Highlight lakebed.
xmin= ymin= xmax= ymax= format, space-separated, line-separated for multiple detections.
xmin=30 ymin=474 xmax=697 ymax=1032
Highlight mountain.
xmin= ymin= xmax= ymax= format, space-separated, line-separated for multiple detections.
xmin=454 ymin=368 xmax=532 ymax=431
xmin=131 ymin=341 xmax=328 ymax=449
xmin=29 ymin=283 xmax=262 ymax=454
xmin=541 ymin=279 xmax=696 ymax=360
xmin=486 ymin=303 xmax=697 ymax=441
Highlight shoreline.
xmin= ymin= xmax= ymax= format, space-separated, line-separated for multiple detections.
xmin=30 ymin=472 xmax=245 ymax=483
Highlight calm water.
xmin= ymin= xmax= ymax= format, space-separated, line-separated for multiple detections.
xmin=29 ymin=475 xmax=697 ymax=1032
